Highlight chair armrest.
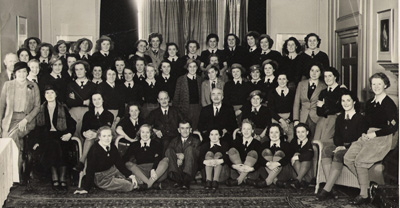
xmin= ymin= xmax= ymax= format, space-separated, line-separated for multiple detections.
xmin=193 ymin=130 xmax=203 ymax=142
xmin=233 ymin=128 xmax=240 ymax=140
xmin=71 ymin=137 xmax=82 ymax=157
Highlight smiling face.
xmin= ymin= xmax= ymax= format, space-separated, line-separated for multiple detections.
xmin=160 ymin=62 xmax=171 ymax=76
xmin=209 ymin=129 xmax=221 ymax=143
xmin=247 ymin=36 xmax=256 ymax=47
xmin=123 ymin=68 xmax=134 ymax=81
xmin=341 ymin=94 xmax=355 ymax=112
xmin=231 ymin=68 xmax=242 ymax=79
xmin=45 ymin=89 xmax=57 ymax=102
xmin=135 ymin=60 xmax=145 ymax=73
xmin=74 ymin=64 xmax=86 ymax=79
xmin=106 ymin=69 xmax=117 ymax=83
xmin=140 ymin=126 xmax=151 ymax=142
xmin=208 ymin=38 xmax=218 ymax=49
xmin=150 ymin=37 xmax=160 ymax=49
xmin=15 ymin=68 xmax=28 ymax=81
xmin=296 ymin=126 xmax=309 ymax=141
xmin=92 ymin=66 xmax=102 ymax=79
xmin=207 ymin=68 xmax=218 ymax=80
xmin=187 ymin=62 xmax=197 ymax=76
xmin=98 ymin=129 xmax=112 ymax=146
xmin=250 ymin=70 xmax=261 ymax=80
xmin=115 ymin=60 xmax=125 ymax=74
xmin=129 ymin=105 xmax=140 ymax=120
xmin=188 ymin=43 xmax=198 ymax=54
xmin=92 ymin=93 xmax=103 ymax=108
xmin=209 ymin=56 xmax=219 ymax=65
xmin=80 ymin=40 xmax=89 ymax=52
xmin=145 ymin=66 xmax=156 ymax=79
xmin=19 ymin=51 xmax=30 ymax=63
xmin=287 ymin=40 xmax=297 ymax=53
xmin=100 ymin=40 xmax=111 ymax=52
xmin=277 ymin=74 xmax=288 ymax=88
xmin=157 ymin=91 xmax=170 ymax=108
xmin=241 ymin=123 xmax=254 ymax=139
xmin=324 ymin=71 xmax=336 ymax=86
xmin=269 ymin=126 xmax=281 ymax=142
xmin=264 ymin=64 xmax=274 ymax=77
xmin=371 ymin=78 xmax=386 ymax=96
xmin=307 ymin=36 xmax=318 ymax=50
xmin=309 ymin=65 xmax=321 ymax=81
xmin=67 ymin=56 xmax=77 ymax=68
xmin=137 ymin=41 xmax=147 ymax=53
xmin=250 ymin=95 xmax=262 ymax=107
xmin=4 ymin=54 xmax=18 ymax=72
xmin=260 ymin=38 xmax=270 ymax=51
xmin=167 ymin=45 xmax=178 ymax=57
xmin=178 ymin=123 xmax=192 ymax=138
xmin=40 ymin=46 xmax=50 ymax=58
xmin=28 ymin=62 xmax=40 ymax=76
xmin=58 ymin=43 xmax=67 ymax=55
xmin=51 ymin=60 xmax=63 ymax=75
xmin=227 ymin=35 xmax=236 ymax=48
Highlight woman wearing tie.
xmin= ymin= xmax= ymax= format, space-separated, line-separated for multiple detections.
xmin=200 ymin=33 xmax=226 ymax=69
xmin=141 ymin=63 xmax=161 ymax=119
xmin=24 ymin=37 xmax=41 ymax=57
xmin=91 ymin=35 xmax=117 ymax=70
xmin=258 ymin=34 xmax=282 ymax=68
xmin=300 ymin=33 xmax=329 ymax=79
xmin=128 ymin=39 xmax=152 ymax=66
xmin=65 ymin=60 xmax=97 ymax=140
xmin=40 ymin=56 xmax=69 ymax=104
xmin=116 ymin=103 xmax=143 ymax=144
xmin=293 ymin=63 xmax=327 ymax=138
xmin=156 ymin=60 xmax=177 ymax=100
xmin=280 ymin=37 xmax=305 ymax=89
xmin=35 ymin=42 xmax=54 ymax=75
xmin=27 ymin=59 xmax=41 ymax=86
xmin=201 ymin=64 xmax=225 ymax=107
xmin=260 ymin=59 xmax=278 ymax=103
xmin=265 ymin=72 xmax=295 ymax=142
xmin=124 ymin=124 xmax=169 ymax=189
xmin=54 ymin=40 xmax=69 ymax=60
xmin=121 ymin=67 xmax=144 ymax=106
xmin=164 ymin=42 xmax=185 ymax=78
xmin=74 ymin=38 xmax=93 ymax=64
xmin=91 ymin=64 xmax=103 ymax=85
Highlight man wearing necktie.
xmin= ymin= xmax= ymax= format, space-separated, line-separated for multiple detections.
xmin=0 ymin=53 xmax=18 ymax=94
xmin=165 ymin=121 xmax=201 ymax=189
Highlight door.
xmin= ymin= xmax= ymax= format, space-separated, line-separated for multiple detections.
xmin=337 ymin=29 xmax=359 ymax=93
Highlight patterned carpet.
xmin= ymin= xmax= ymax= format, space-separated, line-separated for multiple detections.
xmin=4 ymin=181 xmax=379 ymax=208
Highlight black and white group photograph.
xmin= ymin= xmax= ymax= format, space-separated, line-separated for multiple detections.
xmin=0 ymin=0 xmax=398 ymax=207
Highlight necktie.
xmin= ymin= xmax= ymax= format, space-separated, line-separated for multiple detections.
xmin=96 ymin=111 xmax=100 ymax=119
xmin=250 ymin=48 xmax=253 ymax=52
xmin=267 ymin=78 xmax=270 ymax=83
xmin=172 ymin=58 xmax=175 ymax=62
xmin=263 ymin=52 xmax=267 ymax=55
xmin=299 ymin=141 xmax=303 ymax=149
xmin=182 ymin=139 xmax=186 ymax=145
xmin=140 ymin=75 xmax=144 ymax=80
xmin=104 ymin=53 xmax=108 ymax=57
xmin=82 ymin=55 xmax=87 ymax=60
xmin=80 ymin=81 xmax=85 ymax=89
xmin=252 ymin=108 xmax=258 ymax=114
xmin=346 ymin=114 xmax=350 ymax=120
xmin=150 ymin=82 xmax=154 ymax=88
xmin=57 ymin=75 xmax=61 ymax=79
xmin=215 ymin=107 xmax=219 ymax=116
xmin=164 ymin=110 xmax=168 ymax=116
xmin=211 ymin=50 xmax=215 ymax=54
xmin=311 ymin=83 xmax=316 ymax=89
xmin=153 ymin=50 xmax=158 ymax=55
xmin=164 ymin=77 xmax=168 ymax=83
xmin=106 ymin=146 xmax=110 ymax=157
xmin=328 ymin=87 xmax=332 ymax=92
xmin=272 ymin=143 xmax=277 ymax=149
xmin=32 ymin=79 xmax=37 ymax=83
xmin=211 ymin=81 xmax=216 ymax=89
xmin=128 ymin=83 xmax=131 ymax=88
xmin=236 ymin=81 xmax=240 ymax=85
xmin=311 ymin=51 xmax=315 ymax=58
xmin=143 ymin=142 xmax=148 ymax=151
xmin=244 ymin=141 xmax=249 ymax=148
xmin=10 ymin=73 xmax=14 ymax=80
xmin=281 ymin=90 xmax=285 ymax=97
xmin=96 ymin=81 xmax=99 ymax=84
xmin=42 ymin=59 xmax=46 ymax=63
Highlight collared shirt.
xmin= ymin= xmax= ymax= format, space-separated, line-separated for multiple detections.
xmin=168 ymin=56 xmax=179 ymax=62
xmin=210 ymin=141 xmax=221 ymax=148
xmin=161 ymin=106 xmax=169 ymax=115
xmin=213 ymin=103 xmax=222 ymax=115
xmin=305 ymin=49 xmax=320 ymax=56
xmin=75 ymin=78 xmax=89 ymax=86
xmin=309 ymin=80 xmax=319 ymax=87
xmin=252 ymin=105 xmax=261 ymax=113
xmin=124 ymin=81 xmax=134 ymax=88
xmin=187 ymin=74 xmax=196 ymax=80
xmin=270 ymin=140 xmax=281 ymax=148
xmin=251 ymin=78 xmax=261 ymax=84
xmin=98 ymin=142 xmax=110 ymax=152
xmin=106 ymin=81 xmax=115 ymax=88
xmin=208 ymin=48 xmax=217 ymax=53
xmin=210 ymin=79 xmax=218 ymax=87
xmin=181 ymin=137 xmax=188 ymax=144
xmin=118 ymin=74 xmax=124 ymax=80
xmin=162 ymin=75 xmax=170 ymax=80
xmin=233 ymin=78 xmax=243 ymax=85
xmin=79 ymin=52 xmax=89 ymax=59
xmin=261 ymin=50 xmax=270 ymax=55
xmin=188 ymin=54 xmax=198 ymax=60
xmin=146 ymin=79 xmax=155 ymax=86
xmin=140 ymin=140 xmax=151 ymax=147
xmin=298 ymin=138 xmax=308 ymax=148
xmin=264 ymin=76 xmax=275 ymax=83
xmin=95 ymin=107 xmax=104 ymax=116
xmin=136 ymin=72 xmax=145 ymax=78
xmin=50 ymin=72 xmax=61 ymax=79
xmin=327 ymin=83 xmax=339 ymax=92
xmin=129 ymin=117 xmax=139 ymax=126
xmin=345 ymin=109 xmax=356 ymax=120
xmin=249 ymin=46 xmax=257 ymax=52
xmin=276 ymin=87 xmax=289 ymax=96
xmin=7 ymin=70 xmax=13 ymax=80
xmin=100 ymin=51 xmax=109 ymax=57
xmin=229 ymin=47 xmax=236 ymax=52
xmin=242 ymin=137 xmax=253 ymax=146
xmin=39 ymin=57 xmax=48 ymax=63
xmin=371 ymin=93 xmax=387 ymax=105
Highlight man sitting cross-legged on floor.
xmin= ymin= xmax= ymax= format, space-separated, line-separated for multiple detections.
xmin=165 ymin=120 xmax=201 ymax=189
xmin=226 ymin=119 xmax=262 ymax=186
xmin=123 ymin=124 xmax=169 ymax=190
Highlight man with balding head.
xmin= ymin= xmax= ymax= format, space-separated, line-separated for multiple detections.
xmin=198 ymin=88 xmax=237 ymax=144
xmin=146 ymin=91 xmax=184 ymax=153
xmin=1 ymin=53 xmax=18 ymax=93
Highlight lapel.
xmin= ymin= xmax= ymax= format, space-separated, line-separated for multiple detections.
xmin=8 ymin=81 xmax=16 ymax=108
xmin=24 ymin=81 xmax=34 ymax=112
xmin=310 ymin=82 xmax=324 ymax=101
xmin=183 ymin=136 xmax=193 ymax=149
xmin=302 ymin=81 xmax=308 ymax=100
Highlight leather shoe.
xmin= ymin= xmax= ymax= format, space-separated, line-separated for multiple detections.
xmin=245 ymin=179 xmax=258 ymax=186
xmin=275 ymin=180 xmax=288 ymax=188
xmin=349 ymin=195 xmax=369 ymax=205
xmin=205 ymin=180 xmax=212 ymax=189
xmin=290 ymin=179 xmax=301 ymax=189
xmin=316 ymin=189 xmax=334 ymax=201
xmin=73 ymin=162 xmax=84 ymax=172
xmin=212 ymin=181 xmax=219 ymax=189
xmin=256 ymin=180 xmax=268 ymax=188
xmin=226 ymin=179 xmax=239 ymax=186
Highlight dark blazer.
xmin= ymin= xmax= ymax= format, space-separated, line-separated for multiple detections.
xmin=198 ymin=103 xmax=237 ymax=136
xmin=241 ymin=105 xmax=272 ymax=130
xmin=156 ymin=75 xmax=177 ymax=100
xmin=146 ymin=106 xmax=184 ymax=139
xmin=167 ymin=135 xmax=201 ymax=154
xmin=173 ymin=74 xmax=202 ymax=116
xmin=91 ymin=51 xmax=118 ymax=70
xmin=224 ymin=46 xmax=247 ymax=68
xmin=290 ymin=139 xmax=314 ymax=162
xmin=293 ymin=79 xmax=327 ymax=123
xmin=231 ymin=135 xmax=262 ymax=169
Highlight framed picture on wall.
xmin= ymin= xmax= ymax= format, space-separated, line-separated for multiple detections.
xmin=377 ymin=9 xmax=394 ymax=62
xmin=17 ymin=16 xmax=28 ymax=49
xmin=275 ymin=33 xmax=307 ymax=54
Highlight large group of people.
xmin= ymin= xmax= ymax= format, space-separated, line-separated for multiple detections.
xmin=0 ymin=31 xmax=397 ymax=206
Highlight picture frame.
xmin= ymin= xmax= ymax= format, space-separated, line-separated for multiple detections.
xmin=16 ymin=16 xmax=28 ymax=49
xmin=275 ymin=33 xmax=307 ymax=54
xmin=377 ymin=9 xmax=394 ymax=62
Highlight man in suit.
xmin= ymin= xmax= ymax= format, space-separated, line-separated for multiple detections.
xmin=165 ymin=120 xmax=201 ymax=189
xmin=198 ymin=88 xmax=237 ymax=144
xmin=0 ymin=53 xmax=18 ymax=94
xmin=146 ymin=91 xmax=184 ymax=154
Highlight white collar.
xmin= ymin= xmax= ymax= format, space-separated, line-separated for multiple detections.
xmin=162 ymin=74 xmax=170 ymax=79
xmin=345 ymin=109 xmax=356 ymax=120
xmin=168 ymin=56 xmax=178 ymax=61
xmin=106 ymin=81 xmax=115 ymax=88
xmin=181 ymin=137 xmax=189 ymax=143
xmin=210 ymin=141 xmax=221 ymax=148
xmin=213 ymin=103 xmax=222 ymax=109
xmin=100 ymin=51 xmax=109 ymax=56
xmin=309 ymin=79 xmax=319 ymax=86
xmin=39 ymin=57 xmax=48 ymax=63
xmin=187 ymin=74 xmax=196 ymax=80
xmin=129 ymin=117 xmax=139 ymax=125
xmin=146 ymin=79 xmax=155 ymax=85
xmin=327 ymin=83 xmax=338 ymax=91
xmin=229 ymin=46 xmax=236 ymax=51
xmin=140 ymin=140 xmax=151 ymax=148
xmin=79 ymin=52 xmax=88 ymax=57
xmin=261 ymin=49 xmax=271 ymax=55
xmin=371 ymin=94 xmax=387 ymax=104
xmin=251 ymin=78 xmax=261 ymax=83
xmin=270 ymin=140 xmax=281 ymax=148
xmin=124 ymin=81 xmax=134 ymax=87
xmin=298 ymin=138 xmax=308 ymax=148
xmin=137 ymin=72 xmax=145 ymax=77
xmin=95 ymin=107 xmax=104 ymax=116
xmin=7 ymin=70 xmax=13 ymax=79
xmin=276 ymin=86 xmax=289 ymax=96
xmin=75 ymin=78 xmax=89 ymax=86
xmin=249 ymin=46 xmax=257 ymax=51
xmin=242 ymin=137 xmax=253 ymax=146
xmin=252 ymin=105 xmax=261 ymax=112
xmin=188 ymin=54 xmax=198 ymax=59
xmin=264 ymin=76 xmax=275 ymax=83
xmin=233 ymin=78 xmax=242 ymax=84
xmin=50 ymin=72 xmax=61 ymax=79
xmin=305 ymin=49 xmax=320 ymax=56
xmin=208 ymin=48 xmax=218 ymax=53
xmin=98 ymin=142 xmax=110 ymax=152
